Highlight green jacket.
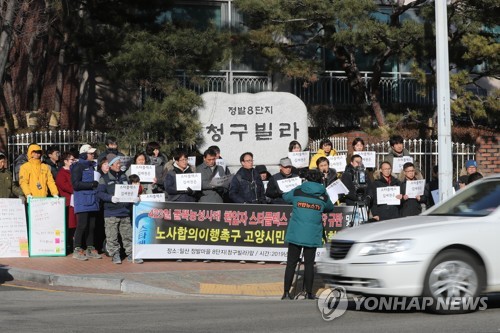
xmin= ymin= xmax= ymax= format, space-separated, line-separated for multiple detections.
xmin=283 ymin=181 xmax=334 ymax=248
xmin=0 ymin=168 xmax=23 ymax=198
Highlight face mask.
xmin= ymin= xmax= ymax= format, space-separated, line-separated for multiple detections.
xmin=108 ymin=148 xmax=118 ymax=155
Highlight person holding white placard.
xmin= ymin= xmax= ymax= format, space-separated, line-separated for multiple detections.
xmin=383 ymin=135 xmax=411 ymax=177
xmin=266 ymin=157 xmax=301 ymax=204
xmin=371 ymin=161 xmax=401 ymax=221
xmin=97 ymin=154 xmax=142 ymax=264
xmin=309 ymin=138 xmax=337 ymax=170
xmin=346 ymin=138 xmax=374 ymax=181
xmin=164 ymin=150 xmax=199 ymax=202
xmin=126 ymin=152 xmax=158 ymax=194
xmin=398 ymin=162 xmax=427 ymax=217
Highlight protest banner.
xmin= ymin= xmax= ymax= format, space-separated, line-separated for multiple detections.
xmin=115 ymin=184 xmax=140 ymax=203
xmin=28 ymin=197 xmax=66 ymax=256
xmin=132 ymin=202 xmax=353 ymax=262
xmin=0 ymin=199 xmax=29 ymax=258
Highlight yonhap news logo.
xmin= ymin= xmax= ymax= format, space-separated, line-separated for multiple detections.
xmin=317 ymin=287 xmax=488 ymax=320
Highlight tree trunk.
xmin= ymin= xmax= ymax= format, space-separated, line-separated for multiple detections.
xmin=54 ymin=33 xmax=68 ymax=114
xmin=0 ymin=0 xmax=20 ymax=82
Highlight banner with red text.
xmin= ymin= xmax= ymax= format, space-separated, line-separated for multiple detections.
xmin=132 ymin=202 xmax=353 ymax=262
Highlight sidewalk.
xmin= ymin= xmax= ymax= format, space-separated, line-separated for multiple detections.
xmin=0 ymin=256 xmax=290 ymax=297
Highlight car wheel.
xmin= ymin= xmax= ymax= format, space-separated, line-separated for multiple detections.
xmin=423 ymin=249 xmax=484 ymax=314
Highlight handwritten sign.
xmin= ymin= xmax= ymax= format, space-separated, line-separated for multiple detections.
xmin=288 ymin=152 xmax=309 ymax=168
xmin=0 ymin=199 xmax=29 ymax=258
xmin=130 ymin=164 xmax=156 ymax=183
xmin=115 ymin=184 xmax=139 ymax=202
xmin=377 ymin=186 xmax=401 ymax=205
xmin=277 ymin=177 xmax=302 ymax=192
xmin=28 ymin=197 xmax=66 ymax=257
xmin=326 ymin=179 xmax=349 ymax=203
xmin=140 ymin=193 xmax=165 ymax=202
xmin=405 ymin=179 xmax=426 ymax=198
xmin=216 ymin=158 xmax=226 ymax=170
xmin=188 ymin=156 xmax=197 ymax=167
xmin=356 ymin=151 xmax=376 ymax=168
xmin=392 ymin=156 xmax=414 ymax=173
xmin=176 ymin=173 xmax=202 ymax=191
xmin=327 ymin=155 xmax=347 ymax=173
xmin=210 ymin=174 xmax=233 ymax=188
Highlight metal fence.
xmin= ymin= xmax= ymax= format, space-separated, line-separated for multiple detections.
xmin=308 ymin=138 xmax=476 ymax=181
xmin=8 ymin=131 xmax=476 ymax=182
xmin=176 ymin=70 xmax=441 ymax=108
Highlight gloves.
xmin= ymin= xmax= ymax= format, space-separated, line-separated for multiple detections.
xmin=186 ymin=187 xmax=194 ymax=196
xmin=92 ymin=181 xmax=99 ymax=189
xmin=133 ymin=196 xmax=140 ymax=204
xmin=111 ymin=196 xmax=120 ymax=203
xmin=53 ymin=195 xmax=59 ymax=198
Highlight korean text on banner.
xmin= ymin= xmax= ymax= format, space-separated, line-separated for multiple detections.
xmin=28 ymin=197 xmax=66 ymax=257
xmin=0 ymin=199 xmax=29 ymax=258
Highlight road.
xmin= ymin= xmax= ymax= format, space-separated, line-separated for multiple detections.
xmin=1 ymin=283 xmax=500 ymax=333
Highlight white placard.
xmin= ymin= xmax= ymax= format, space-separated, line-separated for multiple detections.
xmin=392 ymin=156 xmax=414 ymax=173
xmin=94 ymin=171 xmax=101 ymax=182
xmin=210 ymin=174 xmax=233 ymax=188
xmin=377 ymin=186 xmax=401 ymax=205
xmin=326 ymin=179 xmax=349 ymax=204
xmin=0 ymin=199 xmax=29 ymax=258
xmin=431 ymin=189 xmax=439 ymax=205
xmin=288 ymin=152 xmax=309 ymax=168
xmin=188 ymin=156 xmax=197 ymax=167
xmin=140 ymin=193 xmax=165 ymax=202
xmin=28 ymin=197 xmax=66 ymax=256
xmin=356 ymin=151 xmax=376 ymax=168
xmin=263 ymin=180 xmax=269 ymax=192
xmin=130 ymin=164 xmax=156 ymax=183
xmin=176 ymin=173 xmax=202 ymax=191
xmin=277 ymin=177 xmax=302 ymax=192
xmin=405 ymin=179 xmax=426 ymax=198
xmin=114 ymin=184 xmax=140 ymax=202
xmin=216 ymin=158 xmax=226 ymax=170
xmin=327 ymin=155 xmax=347 ymax=172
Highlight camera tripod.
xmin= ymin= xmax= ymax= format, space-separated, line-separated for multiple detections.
xmin=348 ymin=200 xmax=368 ymax=227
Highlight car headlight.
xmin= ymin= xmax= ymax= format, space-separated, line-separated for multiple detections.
xmin=358 ymin=239 xmax=412 ymax=256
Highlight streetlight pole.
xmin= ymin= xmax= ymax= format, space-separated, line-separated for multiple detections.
xmin=435 ymin=0 xmax=454 ymax=202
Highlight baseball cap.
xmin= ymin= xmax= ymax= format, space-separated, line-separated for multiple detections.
xmin=465 ymin=160 xmax=477 ymax=168
xmin=279 ymin=157 xmax=293 ymax=167
xmin=79 ymin=144 xmax=96 ymax=154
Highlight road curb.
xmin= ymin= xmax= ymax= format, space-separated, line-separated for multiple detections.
xmin=2 ymin=267 xmax=185 ymax=295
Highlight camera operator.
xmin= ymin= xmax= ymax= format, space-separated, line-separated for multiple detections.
xmin=340 ymin=155 xmax=373 ymax=225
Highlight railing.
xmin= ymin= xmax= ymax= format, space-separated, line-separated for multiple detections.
xmin=308 ymin=138 xmax=476 ymax=181
xmin=175 ymin=70 xmax=438 ymax=107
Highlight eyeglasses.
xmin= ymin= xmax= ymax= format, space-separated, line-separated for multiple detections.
xmin=178 ymin=158 xmax=188 ymax=162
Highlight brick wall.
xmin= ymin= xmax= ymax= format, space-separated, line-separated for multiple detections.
xmin=475 ymin=135 xmax=500 ymax=176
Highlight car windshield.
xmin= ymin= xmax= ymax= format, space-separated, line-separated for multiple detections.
xmin=427 ymin=179 xmax=500 ymax=217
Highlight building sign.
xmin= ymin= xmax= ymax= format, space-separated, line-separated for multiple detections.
xmin=132 ymin=202 xmax=353 ymax=262
xmin=197 ymin=92 xmax=309 ymax=167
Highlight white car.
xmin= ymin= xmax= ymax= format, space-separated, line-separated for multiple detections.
xmin=317 ymin=175 xmax=500 ymax=313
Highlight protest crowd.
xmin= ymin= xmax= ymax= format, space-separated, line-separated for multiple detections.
xmin=0 ymin=135 xmax=482 ymax=266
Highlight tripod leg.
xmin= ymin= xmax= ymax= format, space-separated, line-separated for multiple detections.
xmin=293 ymin=249 xmax=307 ymax=299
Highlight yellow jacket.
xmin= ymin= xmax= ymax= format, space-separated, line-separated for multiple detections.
xmin=19 ymin=144 xmax=59 ymax=197
xmin=309 ymin=148 xmax=338 ymax=169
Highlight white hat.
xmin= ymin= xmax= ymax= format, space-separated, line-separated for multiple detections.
xmin=79 ymin=144 xmax=96 ymax=154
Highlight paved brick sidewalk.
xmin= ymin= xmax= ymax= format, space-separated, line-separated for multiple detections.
xmin=0 ymin=256 xmax=287 ymax=296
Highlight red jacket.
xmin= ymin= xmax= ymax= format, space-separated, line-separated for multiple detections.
xmin=56 ymin=168 xmax=73 ymax=206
